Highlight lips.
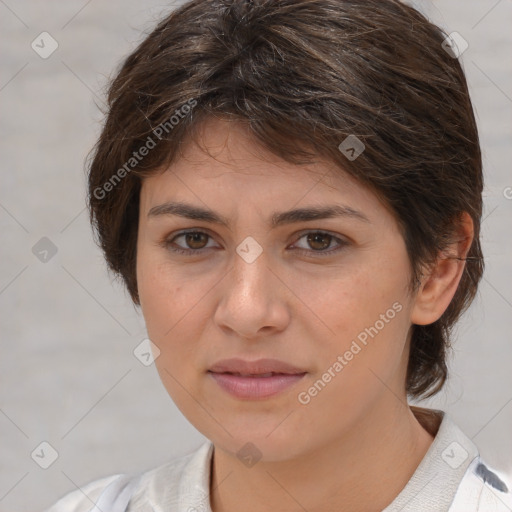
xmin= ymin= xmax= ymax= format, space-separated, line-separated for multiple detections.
xmin=208 ymin=358 xmax=306 ymax=376
xmin=208 ymin=358 xmax=307 ymax=399
xmin=222 ymin=372 xmax=276 ymax=378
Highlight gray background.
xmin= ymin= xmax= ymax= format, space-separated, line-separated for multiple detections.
xmin=0 ymin=1 xmax=511 ymax=510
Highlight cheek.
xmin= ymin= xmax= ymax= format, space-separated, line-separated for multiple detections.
xmin=137 ymin=255 xmax=214 ymax=371
xmin=315 ymin=260 xmax=409 ymax=338
xmin=306 ymin=255 xmax=412 ymax=385
xmin=296 ymin=294 xmax=410 ymax=431
xmin=138 ymin=265 xmax=202 ymax=408
xmin=137 ymin=253 xmax=186 ymax=349
xmin=138 ymin=263 xmax=217 ymax=434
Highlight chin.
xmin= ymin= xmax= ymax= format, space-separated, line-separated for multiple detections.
xmin=206 ymin=419 xmax=315 ymax=464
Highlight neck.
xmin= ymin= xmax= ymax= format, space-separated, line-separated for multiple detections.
xmin=210 ymin=400 xmax=435 ymax=512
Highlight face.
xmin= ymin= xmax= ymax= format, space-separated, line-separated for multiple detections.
xmin=136 ymin=118 xmax=418 ymax=462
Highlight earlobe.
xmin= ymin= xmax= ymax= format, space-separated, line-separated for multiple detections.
xmin=411 ymin=212 xmax=474 ymax=326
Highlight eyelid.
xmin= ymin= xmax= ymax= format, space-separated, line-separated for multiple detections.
xmin=290 ymin=229 xmax=349 ymax=253
xmin=162 ymin=228 xmax=350 ymax=257
xmin=163 ymin=228 xmax=221 ymax=251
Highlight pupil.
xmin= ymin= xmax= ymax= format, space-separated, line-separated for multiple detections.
xmin=187 ymin=233 xmax=207 ymax=249
xmin=308 ymin=233 xmax=330 ymax=250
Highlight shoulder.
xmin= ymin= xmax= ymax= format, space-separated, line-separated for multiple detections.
xmin=129 ymin=441 xmax=213 ymax=508
xmin=43 ymin=442 xmax=213 ymax=512
xmin=450 ymin=456 xmax=512 ymax=512
xmin=44 ymin=474 xmax=123 ymax=512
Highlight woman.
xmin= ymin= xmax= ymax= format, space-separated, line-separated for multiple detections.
xmin=46 ymin=0 xmax=512 ymax=510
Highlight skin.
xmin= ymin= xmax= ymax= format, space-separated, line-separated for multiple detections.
xmin=136 ymin=118 xmax=473 ymax=512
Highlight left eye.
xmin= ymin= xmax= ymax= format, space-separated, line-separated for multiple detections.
xmin=163 ymin=230 xmax=347 ymax=256
xmin=292 ymin=231 xmax=346 ymax=254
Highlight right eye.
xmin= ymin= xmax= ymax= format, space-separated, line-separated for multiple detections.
xmin=163 ymin=230 xmax=219 ymax=255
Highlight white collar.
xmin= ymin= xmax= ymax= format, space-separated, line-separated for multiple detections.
xmin=141 ymin=408 xmax=509 ymax=511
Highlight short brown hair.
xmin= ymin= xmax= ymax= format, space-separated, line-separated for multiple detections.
xmin=87 ymin=0 xmax=483 ymax=399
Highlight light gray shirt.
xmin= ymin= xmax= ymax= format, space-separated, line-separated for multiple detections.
xmin=45 ymin=408 xmax=512 ymax=511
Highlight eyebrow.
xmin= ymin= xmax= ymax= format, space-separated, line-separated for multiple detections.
xmin=147 ymin=201 xmax=370 ymax=227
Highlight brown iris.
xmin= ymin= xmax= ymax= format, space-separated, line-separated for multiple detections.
xmin=306 ymin=232 xmax=332 ymax=251
xmin=185 ymin=232 xmax=209 ymax=249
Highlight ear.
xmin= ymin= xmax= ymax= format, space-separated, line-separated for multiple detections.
xmin=411 ymin=212 xmax=474 ymax=326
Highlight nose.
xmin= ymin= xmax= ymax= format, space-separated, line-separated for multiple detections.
xmin=213 ymin=245 xmax=290 ymax=340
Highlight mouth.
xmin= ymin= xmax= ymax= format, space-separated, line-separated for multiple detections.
xmin=208 ymin=358 xmax=307 ymax=399
xmin=217 ymin=372 xmax=289 ymax=377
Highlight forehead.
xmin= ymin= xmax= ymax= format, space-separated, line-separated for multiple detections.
xmin=141 ymin=118 xmax=374 ymax=204
xmin=137 ymin=118 xmax=404 ymax=241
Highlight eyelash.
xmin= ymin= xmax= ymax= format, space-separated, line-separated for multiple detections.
xmin=161 ymin=229 xmax=349 ymax=257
